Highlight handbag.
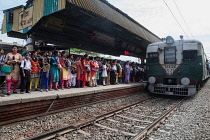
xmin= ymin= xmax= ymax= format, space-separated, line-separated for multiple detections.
xmin=86 ymin=67 xmax=90 ymax=72
xmin=1 ymin=65 xmax=11 ymax=74
xmin=71 ymin=67 xmax=77 ymax=74
xmin=65 ymin=61 xmax=70 ymax=67
xmin=91 ymin=67 xmax=98 ymax=72
xmin=58 ymin=64 xmax=62 ymax=69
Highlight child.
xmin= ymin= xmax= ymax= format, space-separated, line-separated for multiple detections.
xmin=30 ymin=51 xmax=40 ymax=91
xmin=70 ymin=61 xmax=77 ymax=87
xmin=20 ymin=52 xmax=31 ymax=94
xmin=40 ymin=58 xmax=50 ymax=92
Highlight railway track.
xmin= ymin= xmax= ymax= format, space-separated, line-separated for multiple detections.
xmin=0 ymin=92 xmax=143 ymax=127
xmin=25 ymin=96 xmax=185 ymax=140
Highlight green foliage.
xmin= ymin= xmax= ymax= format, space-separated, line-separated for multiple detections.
xmin=106 ymin=55 xmax=112 ymax=59
xmin=68 ymin=48 xmax=112 ymax=59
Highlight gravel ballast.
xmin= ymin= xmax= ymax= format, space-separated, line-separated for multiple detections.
xmin=62 ymin=96 xmax=181 ymax=140
xmin=0 ymin=93 xmax=147 ymax=140
xmin=147 ymin=80 xmax=210 ymax=140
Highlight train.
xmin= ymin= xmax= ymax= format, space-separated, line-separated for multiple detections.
xmin=146 ymin=36 xmax=209 ymax=96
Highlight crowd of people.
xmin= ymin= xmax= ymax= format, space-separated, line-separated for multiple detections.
xmin=0 ymin=45 xmax=145 ymax=96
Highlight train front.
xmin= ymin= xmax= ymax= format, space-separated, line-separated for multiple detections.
xmin=145 ymin=36 xmax=206 ymax=96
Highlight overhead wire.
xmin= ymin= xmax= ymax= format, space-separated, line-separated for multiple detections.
xmin=162 ymin=0 xmax=189 ymax=39
xmin=172 ymin=0 xmax=194 ymax=39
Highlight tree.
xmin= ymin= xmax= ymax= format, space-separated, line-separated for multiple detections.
xmin=69 ymin=48 xmax=101 ymax=57
xmin=68 ymin=48 xmax=112 ymax=59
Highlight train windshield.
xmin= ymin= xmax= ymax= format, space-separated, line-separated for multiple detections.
xmin=164 ymin=47 xmax=176 ymax=63
xmin=183 ymin=50 xmax=197 ymax=60
xmin=148 ymin=52 xmax=159 ymax=63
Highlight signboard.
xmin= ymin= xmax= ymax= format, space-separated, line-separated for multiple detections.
xmin=19 ymin=6 xmax=33 ymax=30
xmin=162 ymin=64 xmax=179 ymax=76
xmin=91 ymin=31 xmax=115 ymax=46
xmin=42 ymin=16 xmax=64 ymax=31
xmin=135 ymin=48 xmax=142 ymax=53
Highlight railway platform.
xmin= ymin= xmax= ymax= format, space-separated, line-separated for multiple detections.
xmin=0 ymin=82 xmax=147 ymax=126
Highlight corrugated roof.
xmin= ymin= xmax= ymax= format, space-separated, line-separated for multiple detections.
xmin=68 ymin=0 xmax=161 ymax=43
xmin=3 ymin=5 xmax=23 ymax=13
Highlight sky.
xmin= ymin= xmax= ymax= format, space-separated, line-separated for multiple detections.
xmin=0 ymin=0 xmax=210 ymax=60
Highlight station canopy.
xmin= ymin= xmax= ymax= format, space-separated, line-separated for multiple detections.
xmin=0 ymin=40 xmax=23 ymax=50
xmin=2 ymin=0 xmax=161 ymax=57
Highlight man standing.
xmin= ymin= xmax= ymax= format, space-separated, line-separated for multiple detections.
xmin=110 ymin=60 xmax=117 ymax=85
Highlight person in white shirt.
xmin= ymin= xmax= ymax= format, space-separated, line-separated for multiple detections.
xmin=20 ymin=52 xmax=31 ymax=94
xmin=110 ymin=60 xmax=117 ymax=85
xmin=101 ymin=61 xmax=107 ymax=86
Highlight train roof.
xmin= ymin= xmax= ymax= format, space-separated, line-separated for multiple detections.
xmin=148 ymin=39 xmax=202 ymax=47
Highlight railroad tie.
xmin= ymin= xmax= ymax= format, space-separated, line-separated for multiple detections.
xmin=94 ymin=123 xmax=136 ymax=137
xmin=116 ymin=115 xmax=153 ymax=123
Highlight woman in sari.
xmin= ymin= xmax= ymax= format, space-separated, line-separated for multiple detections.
xmin=81 ymin=54 xmax=89 ymax=88
xmin=5 ymin=45 xmax=22 ymax=94
xmin=106 ymin=60 xmax=111 ymax=85
xmin=89 ymin=57 xmax=98 ymax=87
xmin=75 ymin=56 xmax=83 ymax=88
xmin=49 ymin=51 xmax=60 ymax=90
xmin=124 ymin=61 xmax=131 ymax=83
xmin=59 ymin=51 xmax=69 ymax=89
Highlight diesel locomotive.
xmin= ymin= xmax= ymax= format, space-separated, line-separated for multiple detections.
xmin=146 ymin=36 xmax=209 ymax=96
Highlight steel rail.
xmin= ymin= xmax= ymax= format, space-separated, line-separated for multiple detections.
xmin=132 ymin=97 xmax=186 ymax=140
xmin=24 ymin=95 xmax=153 ymax=140
xmin=0 ymin=92 xmax=142 ymax=127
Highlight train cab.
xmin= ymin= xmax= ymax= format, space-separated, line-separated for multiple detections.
xmin=146 ymin=36 xmax=209 ymax=96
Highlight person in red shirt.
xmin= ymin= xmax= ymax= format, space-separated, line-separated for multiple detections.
xmin=81 ymin=54 xmax=89 ymax=88
xmin=30 ymin=51 xmax=40 ymax=91
xmin=75 ymin=56 xmax=83 ymax=88
xmin=89 ymin=57 xmax=99 ymax=87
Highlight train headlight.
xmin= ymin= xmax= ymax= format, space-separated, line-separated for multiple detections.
xmin=181 ymin=78 xmax=190 ymax=86
xmin=149 ymin=77 xmax=156 ymax=84
xmin=168 ymin=79 xmax=172 ymax=84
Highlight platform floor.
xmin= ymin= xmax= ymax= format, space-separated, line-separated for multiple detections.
xmin=0 ymin=82 xmax=147 ymax=106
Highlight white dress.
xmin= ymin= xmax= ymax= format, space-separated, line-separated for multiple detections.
xmin=102 ymin=65 xmax=107 ymax=77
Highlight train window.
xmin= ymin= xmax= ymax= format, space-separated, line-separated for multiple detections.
xmin=183 ymin=50 xmax=197 ymax=60
xmin=148 ymin=52 xmax=159 ymax=63
xmin=164 ymin=47 xmax=176 ymax=63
